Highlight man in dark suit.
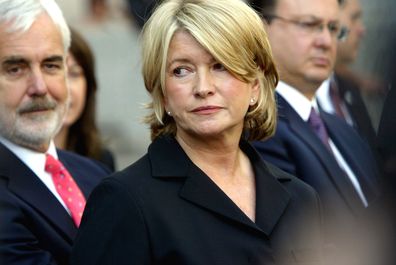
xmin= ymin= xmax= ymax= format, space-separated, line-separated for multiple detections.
xmin=250 ymin=0 xmax=386 ymax=264
xmin=316 ymin=0 xmax=377 ymax=152
xmin=0 ymin=1 xmax=109 ymax=264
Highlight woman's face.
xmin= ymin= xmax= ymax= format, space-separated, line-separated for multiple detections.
xmin=164 ymin=31 xmax=259 ymax=141
xmin=64 ymin=53 xmax=87 ymax=126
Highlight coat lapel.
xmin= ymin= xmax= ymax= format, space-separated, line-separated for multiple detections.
xmin=322 ymin=113 xmax=380 ymax=204
xmin=242 ymin=141 xmax=290 ymax=236
xmin=0 ymin=143 xmax=77 ymax=242
xmin=150 ymin=136 xmax=290 ymax=237
xmin=180 ymin=164 xmax=260 ymax=231
xmin=277 ymin=95 xmax=365 ymax=213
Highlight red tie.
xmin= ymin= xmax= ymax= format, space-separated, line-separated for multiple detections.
xmin=45 ymin=154 xmax=86 ymax=227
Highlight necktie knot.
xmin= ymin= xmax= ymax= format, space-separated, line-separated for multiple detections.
xmin=308 ymin=107 xmax=331 ymax=149
xmin=45 ymin=154 xmax=65 ymax=176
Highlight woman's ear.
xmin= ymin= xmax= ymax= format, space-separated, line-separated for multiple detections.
xmin=250 ymin=78 xmax=260 ymax=105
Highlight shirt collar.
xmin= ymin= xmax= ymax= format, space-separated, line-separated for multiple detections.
xmin=276 ymin=81 xmax=319 ymax=122
xmin=316 ymin=77 xmax=333 ymax=114
xmin=0 ymin=136 xmax=58 ymax=173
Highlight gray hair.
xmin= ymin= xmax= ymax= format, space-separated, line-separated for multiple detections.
xmin=0 ymin=0 xmax=70 ymax=52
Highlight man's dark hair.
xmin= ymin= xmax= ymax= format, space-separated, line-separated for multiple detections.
xmin=249 ymin=0 xmax=276 ymax=15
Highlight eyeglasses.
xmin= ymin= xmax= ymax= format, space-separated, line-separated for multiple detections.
xmin=264 ymin=14 xmax=349 ymax=41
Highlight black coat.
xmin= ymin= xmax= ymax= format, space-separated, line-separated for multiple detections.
xmin=71 ymin=136 xmax=324 ymax=265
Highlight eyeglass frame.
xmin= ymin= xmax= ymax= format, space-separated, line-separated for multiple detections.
xmin=263 ymin=14 xmax=349 ymax=41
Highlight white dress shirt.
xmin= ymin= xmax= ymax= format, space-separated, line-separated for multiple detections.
xmin=0 ymin=136 xmax=70 ymax=212
xmin=277 ymin=81 xmax=368 ymax=207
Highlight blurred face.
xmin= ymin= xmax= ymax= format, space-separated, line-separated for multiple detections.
xmin=336 ymin=0 xmax=365 ymax=66
xmin=164 ymin=31 xmax=259 ymax=142
xmin=0 ymin=13 xmax=68 ymax=152
xmin=266 ymin=0 xmax=339 ymax=98
xmin=64 ymin=53 xmax=87 ymax=126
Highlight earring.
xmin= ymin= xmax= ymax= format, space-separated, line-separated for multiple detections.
xmin=167 ymin=111 xmax=171 ymax=116
xmin=250 ymin=98 xmax=255 ymax=104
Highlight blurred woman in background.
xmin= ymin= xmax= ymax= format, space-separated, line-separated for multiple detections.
xmin=55 ymin=27 xmax=115 ymax=171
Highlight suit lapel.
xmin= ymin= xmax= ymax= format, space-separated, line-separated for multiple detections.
xmin=58 ymin=153 xmax=99 ymax=199
xmin=277 ymin=96 xmax=365 ymax=213
xmin=322 ymin=113 xmax=379 ymax=204
xmin=0 ymin=143 xmax=77 ymax=242
xmin=150 ymin=136 xmax=290 ymax=237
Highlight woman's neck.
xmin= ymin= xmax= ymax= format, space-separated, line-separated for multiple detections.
xmin=175 ymin=133 xmax=256 ymax=222
xmin=175 ymin=133 xmax=244 ymax=180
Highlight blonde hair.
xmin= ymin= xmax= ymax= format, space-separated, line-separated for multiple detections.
xmin=141 ymin=0 xmax=279 ymax=141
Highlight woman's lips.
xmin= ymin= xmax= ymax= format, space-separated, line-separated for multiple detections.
xmin=192 ymin=106 xmax=222 ymax=114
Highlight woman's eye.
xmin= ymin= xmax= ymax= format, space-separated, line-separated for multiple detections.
xmin=173 ymin=67 xmax=189 ymax=77
xmin=68 ymin=71 xmax=83 ymax=79
xmin=68 ymin=67 xmax=84 ymax=79
xmin=213 ymin=63 xmax=226 ymax=71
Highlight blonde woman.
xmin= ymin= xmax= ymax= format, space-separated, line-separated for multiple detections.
xmin=71 ymin=0 xmax=323 ymax=264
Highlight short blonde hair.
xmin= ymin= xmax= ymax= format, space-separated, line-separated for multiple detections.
xmin=141 ymin=0 xmax=279 ymax=141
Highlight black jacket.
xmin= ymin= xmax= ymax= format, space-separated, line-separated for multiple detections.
xmin=71 ymin=136 xmax=323 ymax=265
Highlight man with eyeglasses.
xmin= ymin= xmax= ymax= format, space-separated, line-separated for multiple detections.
xmin=250 ymin=0 xmax=386 ymax=264
xmin=316 ymin=0 xmax=378 ymax=157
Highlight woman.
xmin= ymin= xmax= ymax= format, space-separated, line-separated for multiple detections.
xmin=55 ymin=28 xmax=115 ymax=171
xmin=71 ymin=0 xmax=323 ymax=264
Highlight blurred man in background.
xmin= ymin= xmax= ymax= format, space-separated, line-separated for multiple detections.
xmin=316 ymin=0 xmax=377 ymax=153
xmin=250 ymin=0 xmax=386 ymax=263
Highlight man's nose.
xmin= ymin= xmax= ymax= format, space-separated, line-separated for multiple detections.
xmin=314 ymin=25 xmax=334 ymax=48
xmin=27 ymin=69 xmax=48 ymax=96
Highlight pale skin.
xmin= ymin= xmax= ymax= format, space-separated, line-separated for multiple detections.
xmin=266 ymin=0 xmax=339 ymax=100
xmin=0 ymin=13 xmax=68 ymax=153
xmin=55 ymin=53 xmax=87 ymax=149
xmin=164 ymin=30 xmax=260 ymax=221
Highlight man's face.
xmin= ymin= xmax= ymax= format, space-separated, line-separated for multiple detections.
xmin=266 ymin=0 xmax=340 ymax=98
xmin=337 ymin=0 xmax=365 ymax=66
xmin=0 ymin=13 xmax=68 ymax=152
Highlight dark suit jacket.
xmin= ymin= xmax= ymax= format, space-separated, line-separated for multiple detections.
xmin=333 ymin=73 xmax=377 ymax=152
xmin=378 ymin=87 xmax=396 ymax=183
xmin=252 ymin=94 xmax=383 ymax=264
xmin=71 ymin=136 xmax=324 ymax=265
xmin=0 ymin=143 xmax=110 ymax=265
xmin=378 ymin=87 xmax=396 ymax=215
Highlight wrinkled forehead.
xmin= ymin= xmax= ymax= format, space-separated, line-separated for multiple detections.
xmin=0 ymin=13 xmax=65 ymax=59
xmin=276 ymin=0 xmax=340 ymax=20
